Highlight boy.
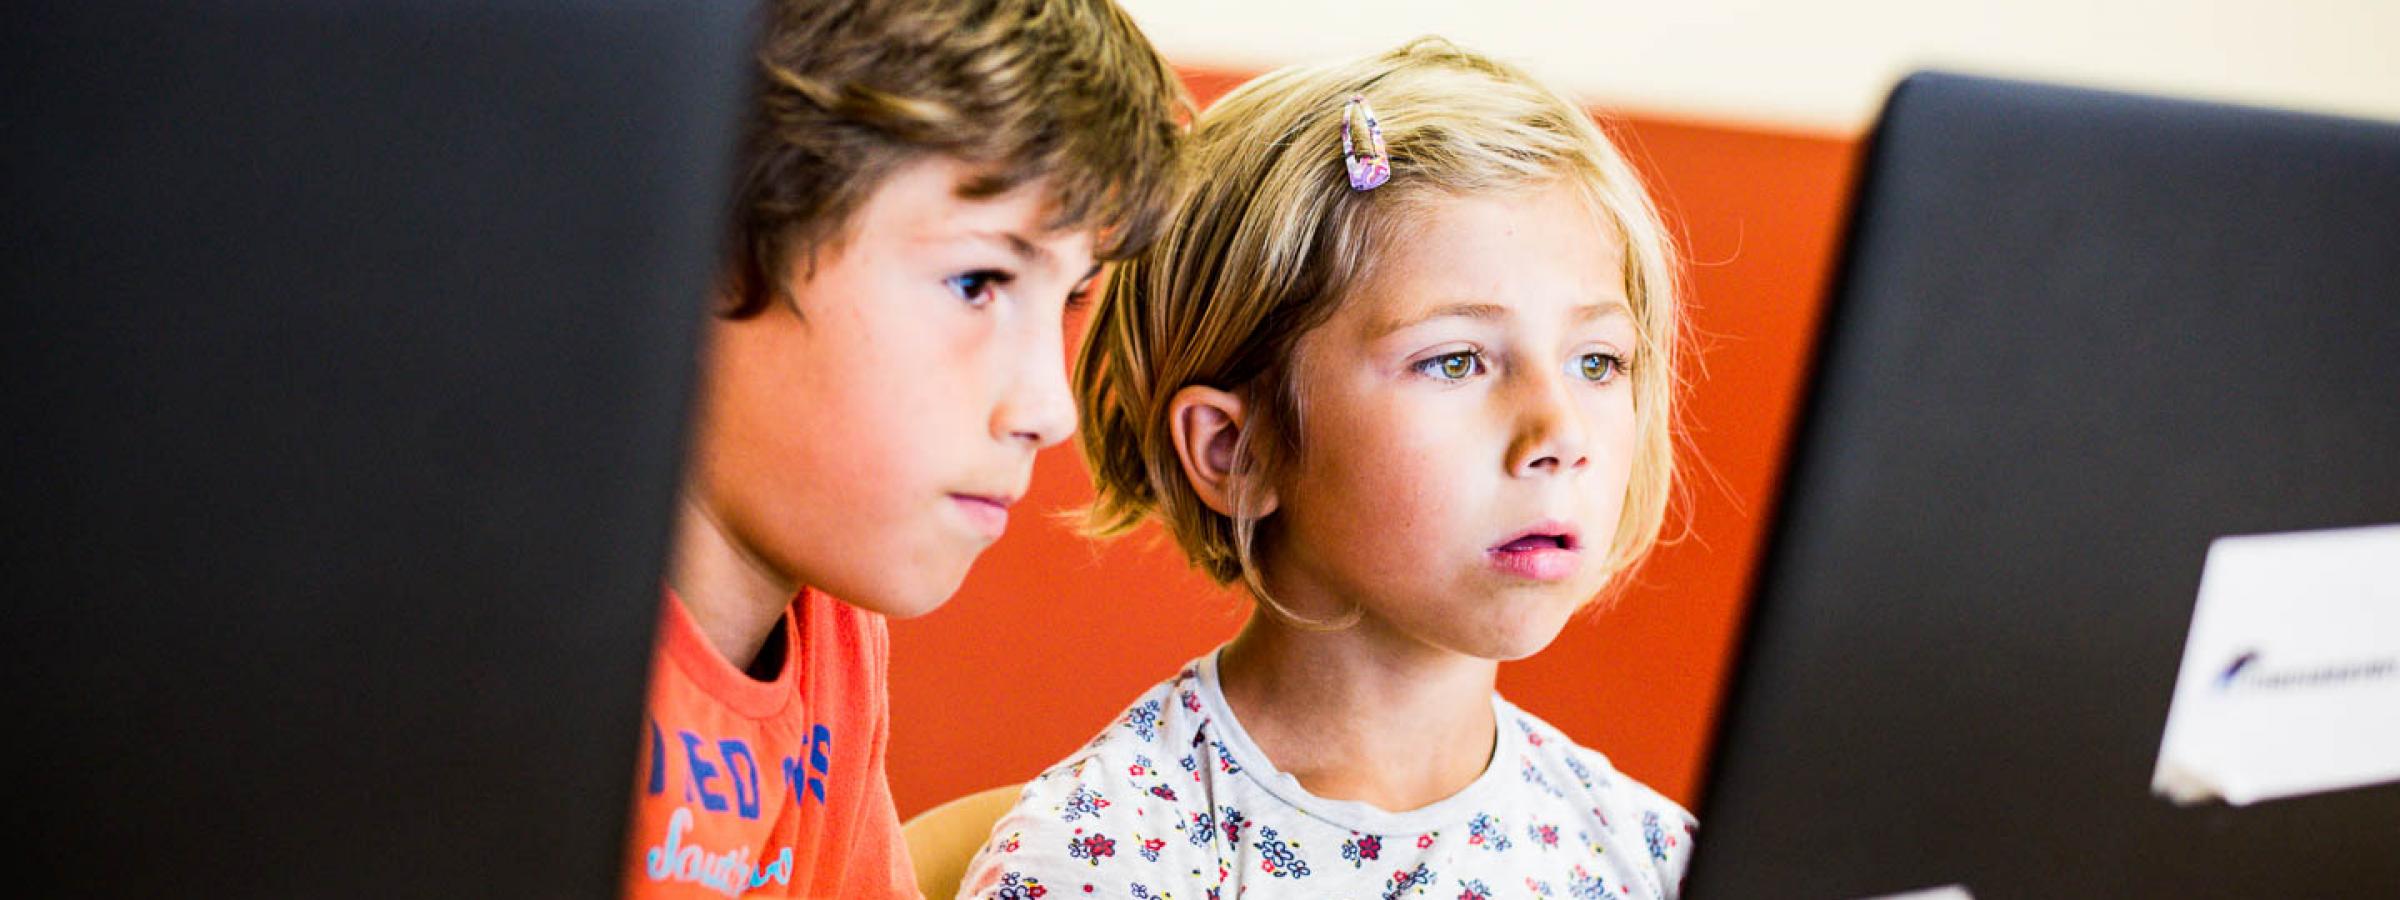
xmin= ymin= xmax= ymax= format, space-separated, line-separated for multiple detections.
xmin=624 ymin=2 xmax=1186 ymax=896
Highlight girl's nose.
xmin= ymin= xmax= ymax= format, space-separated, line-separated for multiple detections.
xmin=1506 ymin=369 xmax=1590 ymax=477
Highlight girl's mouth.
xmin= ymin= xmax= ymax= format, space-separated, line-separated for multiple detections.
xmin=1495 ymin=533 xmax=1571 ymax=552
xmin=1488 ymin=523 xmax=1580 ymax=581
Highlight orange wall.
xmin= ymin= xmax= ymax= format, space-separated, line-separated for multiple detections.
xmin=887 ymin=69 xmax=1859 ymax=818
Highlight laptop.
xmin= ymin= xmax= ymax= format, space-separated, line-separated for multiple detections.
xmin=1684 ymin=73 xmax=2400 ymax=897
xmin=1 ymin=3 xmax=751 ymax=894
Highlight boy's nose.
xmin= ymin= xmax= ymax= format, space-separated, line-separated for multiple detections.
xmin=993 ymin=328 xmax=1077 ymax=450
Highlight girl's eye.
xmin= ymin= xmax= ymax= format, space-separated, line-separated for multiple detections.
xmin=944 ymin=270 xmax=1010 ymax=308
xmin=1576 ymin=352 xmax=1624 ymax=383
xmin=1415 ymin=350 xmax=1484 ymax=381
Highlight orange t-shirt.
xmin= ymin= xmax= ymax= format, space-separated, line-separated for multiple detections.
xmin=623 ymin=588 xmax=918 ymax=899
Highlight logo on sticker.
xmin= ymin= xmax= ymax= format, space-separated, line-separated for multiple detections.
xmin=2214 ymin=649 xmax=2397 ymax=692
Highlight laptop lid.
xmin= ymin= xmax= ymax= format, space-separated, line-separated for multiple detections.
xmin=1686 ymin=72 xmax=2400 ymax=897
xmin=1 ymin=3 xmax=750 ymax=893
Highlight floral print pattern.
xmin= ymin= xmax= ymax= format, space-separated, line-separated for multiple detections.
xmin=960 ymin=652 xmax=1695 ymax=898
xmin=1342 ymin=833 xmax=1384 ymax=867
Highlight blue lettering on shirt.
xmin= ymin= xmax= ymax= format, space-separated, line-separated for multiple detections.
xmin=721 ymin=739 xmax=762 ymax=820
xmin=680 ymin=730 xmax=730 ymax=813
xmin=646 ymin=719 xmax=667 ymax=796
xmin=652 ymin=721 xmax=839 ymax=817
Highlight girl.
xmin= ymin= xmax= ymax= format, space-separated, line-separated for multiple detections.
xmin=962 ymin=37 xmax=1692 ymax=899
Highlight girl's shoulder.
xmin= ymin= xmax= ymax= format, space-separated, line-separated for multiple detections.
xmin=1493 ymin=699 xmax=1698 ymax=892
xmin=962 ymin=662 xmax=1230 ymax=898
xmin=1053 ymin=661 xmax=1213 ymax=764
xmin=1494 ymin=698 xmax=1677 ymax=802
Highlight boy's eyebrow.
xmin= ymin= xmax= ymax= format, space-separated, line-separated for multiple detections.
xmin=1372 ymin=299 xmax=1632 ymax=337
xmin=955 ymin=229 xmax=1053 ymax=270
xmin=949 ymin=231 xmax=1102 ymax=287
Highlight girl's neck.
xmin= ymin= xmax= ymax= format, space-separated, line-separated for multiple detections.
xmin=1216 ymin=603 xmax=1500 ymax=814
xmin=664 ymin=494 xmax=796 ymax=673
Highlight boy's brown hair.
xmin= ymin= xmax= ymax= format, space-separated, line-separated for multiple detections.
xmin=722 ymin=0 xmax=1190 ymax=318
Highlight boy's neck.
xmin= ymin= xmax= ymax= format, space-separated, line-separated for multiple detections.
xmin=1216 ymin=609 xmax=1500 ymax=815
xmin=664 ymin=495 xmax=797 ymax=673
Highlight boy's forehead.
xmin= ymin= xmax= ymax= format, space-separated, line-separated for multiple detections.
xmin=905 ymin=220 xmax=1099 ymax=281
xmin=874 ymin=159 xmax=1093 ymax=274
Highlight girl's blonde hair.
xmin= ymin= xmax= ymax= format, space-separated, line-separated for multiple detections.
xmin=1075 ymin=37 xmax=1682 ymax=620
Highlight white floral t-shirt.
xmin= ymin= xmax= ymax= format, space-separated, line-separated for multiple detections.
xmin=958 ymin=650 xmax=1696 ymax=900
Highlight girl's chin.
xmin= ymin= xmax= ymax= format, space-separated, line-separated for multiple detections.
xmin=1413 ymin=607 xmax=1579 ymax=663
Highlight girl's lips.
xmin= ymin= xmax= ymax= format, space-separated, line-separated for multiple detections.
xmin=1491 ymin=520 xmax=1580 ymax=552
xmin=1488 ymin=544 xmax=1578 ymax=581
xmin=1488 ymin=520 xmax=1580 ymax=580
xmin=1495 ymin=534 xmax=1568 ymax=552
xmin=949 ymin=494 xmax=1011 ymax=539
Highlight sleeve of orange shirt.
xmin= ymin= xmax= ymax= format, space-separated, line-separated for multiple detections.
xmin=624 ymin=589 xmax=924 ymax=899
xmin=859 ymin=615 xmax=923 ymax=898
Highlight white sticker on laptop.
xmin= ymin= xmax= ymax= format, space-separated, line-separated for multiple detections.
xmin=1855 ymin=885 xmax=1974 ymax=900
xmin=2153 ymin=523 xmax=2400 ymax=806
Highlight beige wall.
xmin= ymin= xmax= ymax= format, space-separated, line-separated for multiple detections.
xmin=1122 ymin=0 xmax=2400 ymax=133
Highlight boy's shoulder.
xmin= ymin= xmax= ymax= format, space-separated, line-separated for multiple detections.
xmin=798 ymin=584 xmax=891 ymax=667
xmin=626 ymin=587 xmax=911 ymax=898
xmin=648 ymin=587 xmax=878 ymax=713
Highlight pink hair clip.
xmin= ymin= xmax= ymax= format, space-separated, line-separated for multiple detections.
xmin=1341 ymin=94 xmax=1390 ymax=191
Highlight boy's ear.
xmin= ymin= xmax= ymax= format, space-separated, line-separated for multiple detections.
xmin=1167 ymin=385 xmax=1278 ymax=519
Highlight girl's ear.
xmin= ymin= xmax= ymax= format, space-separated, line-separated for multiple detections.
xmin=1167 ymin=385 xmax=1278 ymax=519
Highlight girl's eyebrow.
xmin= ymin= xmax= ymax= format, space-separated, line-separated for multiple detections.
xmin=1574 ymin=301 xmax=1635 ymax=323
xmin=1372 ymin=300 xmax=1632 ymax=337
xmin=1372 ymin=301 xmax=1508 ymax=338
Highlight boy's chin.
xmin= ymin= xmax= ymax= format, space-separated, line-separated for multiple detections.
xmin=823 ymin=566 xmax=967 ymax=621
xmin=863 ymin=593 xmax=953 ymax=621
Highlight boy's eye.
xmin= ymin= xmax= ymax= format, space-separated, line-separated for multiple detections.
xmin=944 ymin=270 xmax=1010 ymax=308
xmin=1576 ymin=352 xmax=1624 ymax=383
xmin=1415 ymin=350 xmax=1484 ymax=381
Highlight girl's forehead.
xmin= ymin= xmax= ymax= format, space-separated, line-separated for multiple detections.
xmin=1336 ymin=190 xmax=1631 ymax=327
xmin=1386 ymin=185 xmax=1617 ymax=268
